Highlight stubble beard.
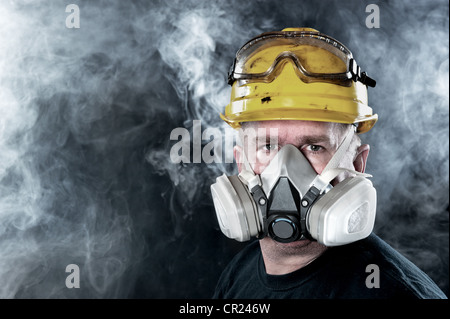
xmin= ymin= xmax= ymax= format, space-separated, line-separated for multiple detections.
xmin=259 ymin=237 xmax=328 ymax=273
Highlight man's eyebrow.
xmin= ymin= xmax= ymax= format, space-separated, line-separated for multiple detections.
xmin=295 ymin=135 xmax=333 ymax=145
xmin=255 ymin=135 xmax=278 ymax=144
xmin=245 ymin=130 xmax=334 ymax=146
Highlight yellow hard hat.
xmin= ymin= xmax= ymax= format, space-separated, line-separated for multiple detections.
xmin=221 ymin=27 xmax=378 ymax=134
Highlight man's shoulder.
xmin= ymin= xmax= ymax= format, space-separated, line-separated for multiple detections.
xmin=214 ymin=234 xmax=447 ymax=299
xmin=212 ymin=240 xmax=261 ymax=299
xmin=341 ymin=233 xmax=447 ymax=299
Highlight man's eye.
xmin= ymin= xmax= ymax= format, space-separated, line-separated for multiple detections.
xmin=264 ymin=144 xmax=278 ymax=151
xmin=307 ymin=145 xmax=323 ymax=152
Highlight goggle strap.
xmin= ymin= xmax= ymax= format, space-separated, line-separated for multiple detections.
xmin=349 ymin=58 xmax=376 ymax=87
xmin=227 ymin=58 xmax=237 ymax=85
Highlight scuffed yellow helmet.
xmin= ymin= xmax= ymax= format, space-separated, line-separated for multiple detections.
xmin=221 ymin=27 xmax=378 ymax=134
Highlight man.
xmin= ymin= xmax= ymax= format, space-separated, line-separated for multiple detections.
xmin=211 ymin=28 xmax=446 ymax=298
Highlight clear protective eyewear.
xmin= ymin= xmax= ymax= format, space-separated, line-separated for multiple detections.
xmin=227 ymin=30 xmax=376 ymax=88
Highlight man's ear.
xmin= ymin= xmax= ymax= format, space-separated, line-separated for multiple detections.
xmin=354 ymin=144 xmax=370 ymax=173
xmin=353 ymin=144 xmax=370 ymax=173
xmin=234 ymin=145 xmax=243 ymax=173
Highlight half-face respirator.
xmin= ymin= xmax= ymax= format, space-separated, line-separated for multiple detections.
xmin=211 ymin=128 xmax=377 ymax=247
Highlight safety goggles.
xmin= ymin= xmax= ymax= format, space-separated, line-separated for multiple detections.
xmin=227 ymin=30 xmax=376 ymax=87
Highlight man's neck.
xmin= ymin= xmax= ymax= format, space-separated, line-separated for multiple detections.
xmin=259 ymin=238 xmax=328 ymax=275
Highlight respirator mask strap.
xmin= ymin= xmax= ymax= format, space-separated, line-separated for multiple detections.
xmin=238 ymin=149 xmax=262 ymax=190
xmin=310 ymin=125 xmax=371 ymax=192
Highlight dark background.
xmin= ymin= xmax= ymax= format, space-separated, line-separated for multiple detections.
xmin=0 ymin=0 xmax=448 ymax=298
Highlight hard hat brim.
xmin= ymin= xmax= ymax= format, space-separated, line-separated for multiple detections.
xmin=221 ymin=98 xmax=378 ymax=134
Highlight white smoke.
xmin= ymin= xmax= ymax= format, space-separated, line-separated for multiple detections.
xmin=0 ymin=0 xmax=447 ymax=298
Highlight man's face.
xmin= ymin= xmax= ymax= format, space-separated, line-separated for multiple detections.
xmin=235 ymin=120 xmax=359 ymax=181
xmin=234 ymin=120 xmax=368 ymax=256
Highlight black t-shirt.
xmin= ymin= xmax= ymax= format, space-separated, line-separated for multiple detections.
xmin=213 ymin=233 xmax=447 ymax=299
